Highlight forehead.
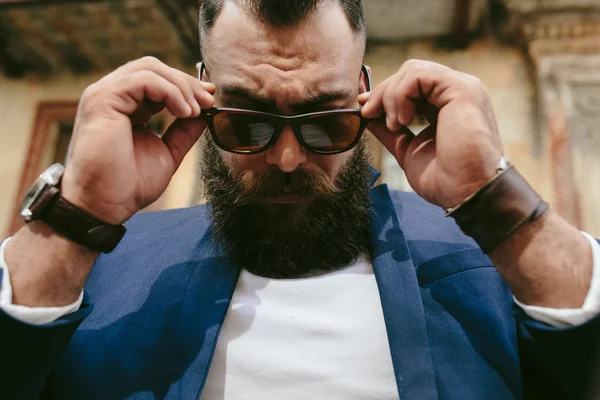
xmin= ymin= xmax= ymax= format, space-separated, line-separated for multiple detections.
xmin=202 ymin=1 xmax=364 ymax=104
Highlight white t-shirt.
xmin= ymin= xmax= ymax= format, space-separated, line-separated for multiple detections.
xmin=200 ymin=257 xmax=399 ymax=400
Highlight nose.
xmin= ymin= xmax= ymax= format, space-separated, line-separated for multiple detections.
xmin=265 ymin=125 xmax=307 ymax=172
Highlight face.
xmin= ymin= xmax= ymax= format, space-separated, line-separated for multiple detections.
xmin=200 ymin=1 xmax=372 ymax=279
xmin=202 ymin=0 xmax=368 ymax=185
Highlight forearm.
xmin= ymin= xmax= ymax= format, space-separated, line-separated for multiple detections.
xmin=5 ymin=221 xmax=98 ymax=307
xmin=489 ymin=210 xmax=593 ymax=309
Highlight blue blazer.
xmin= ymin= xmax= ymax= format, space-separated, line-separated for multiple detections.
xmin=2 ymin=176 xmax=599 ymax=399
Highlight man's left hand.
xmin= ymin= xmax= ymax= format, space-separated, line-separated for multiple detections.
xmin=360 ymin=59 xmax=503 ymax=209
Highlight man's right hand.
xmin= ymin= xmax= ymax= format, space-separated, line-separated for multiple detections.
xmin=3 ymin=57 xmax=215 ymax=308
xmin=62 ymin=56 xmax=215 ymax=224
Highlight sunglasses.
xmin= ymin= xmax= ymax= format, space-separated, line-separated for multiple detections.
xmin=197 ymin=63 xmax=372 ymax=155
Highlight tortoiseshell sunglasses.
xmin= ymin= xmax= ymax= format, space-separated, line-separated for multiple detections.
xmin=197 ymin=62 xmax=372 ymax=155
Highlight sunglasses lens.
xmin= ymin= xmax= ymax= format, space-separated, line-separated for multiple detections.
xmin=212 ymin=113 xmax=276 ymax=152
xmin=299 ymin=113 xmax=362 ymax=153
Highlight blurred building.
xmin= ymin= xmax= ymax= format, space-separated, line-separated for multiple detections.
xmin=1 ymin=0 xmax=599 ymax=236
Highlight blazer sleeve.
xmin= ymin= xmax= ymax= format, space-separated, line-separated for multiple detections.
xmin=517 ymin=309 xmax=600 ymax=400
xmin=0 ymin=293 xmax=92 ymax=399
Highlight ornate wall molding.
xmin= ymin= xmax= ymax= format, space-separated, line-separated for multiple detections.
xmin=523 ymin=14 xmax=600 ymax=58
xmin=502 ymin=0 xmax=600 ymax=230
xmin=497 ymin=0 xmax=600 ymax=230
xmin=505 ymin=0 xmax=600 ymax=13
xmin=535 ymin=54 xmax=600 ymax=230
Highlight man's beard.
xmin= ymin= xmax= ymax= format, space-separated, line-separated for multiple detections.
xmin=199 ymin=133 xmax=373 ymax=279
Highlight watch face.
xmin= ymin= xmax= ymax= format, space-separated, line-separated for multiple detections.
xmin=20 ymin=164 xmax=65 ymax=221
xmin=20 ymin=179 xmax=47 ymax=220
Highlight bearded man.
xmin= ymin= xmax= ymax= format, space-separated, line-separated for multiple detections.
xmin=2 ymin=1 xmax=599 ymax=399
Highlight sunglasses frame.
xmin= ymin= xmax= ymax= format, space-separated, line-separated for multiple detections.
xmin=197 ymin=62 xmax=373 ymax=155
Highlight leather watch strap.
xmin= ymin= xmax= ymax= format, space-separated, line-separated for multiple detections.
xmin=39 ymin=187 xmax=126 ymax=253
xmin=448 ymin=165 xmax=549 ymax=253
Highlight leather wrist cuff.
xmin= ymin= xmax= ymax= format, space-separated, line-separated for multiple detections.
xmin=38 ymin=187 xmax=127 ymax=253
xmin=446 ymin=165 xmax=549 ymax=253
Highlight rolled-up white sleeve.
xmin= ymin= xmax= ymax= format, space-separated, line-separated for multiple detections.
xmin=0 ymin=238 xmax=83 ymax=325
xmin=514 ymin=232 xmax=600 ymax=328
xmin=3 ymin=231 xmax=599 ymax=328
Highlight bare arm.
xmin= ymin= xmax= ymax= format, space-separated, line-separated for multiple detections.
xmin=5 ymin=222 xmax=98 ymax=307
xmin=489 ymin=211 xmax=593 ymax=309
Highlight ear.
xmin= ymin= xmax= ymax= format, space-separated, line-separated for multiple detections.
xmin=359 ymin=65 xmax=372 ymax=95
xmin=196 ymin=62 xmax=204 ymax=81
xmin=196 ymin=61 xmax=210 ymax=82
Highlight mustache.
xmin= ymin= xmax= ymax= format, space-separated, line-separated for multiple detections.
xmin=234 ymin=168 xmax=344 ymax=204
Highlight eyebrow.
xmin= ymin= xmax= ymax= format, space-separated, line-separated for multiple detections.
xmin=218 ymin=84 xmax=354 ymax=111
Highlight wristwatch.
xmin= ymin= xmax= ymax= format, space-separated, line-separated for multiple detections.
xmin=19 ymin=164 xmax=126 ymax=253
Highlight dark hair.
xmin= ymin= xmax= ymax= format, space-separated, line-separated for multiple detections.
xmin=199 ymin=0 xmax=366 ymax=55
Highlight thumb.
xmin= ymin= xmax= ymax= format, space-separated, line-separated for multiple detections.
xmin=162 ymin=118 xmax=207 ymax=170
xmin=368 ymin=117 xmax=415 ymax=170
xmin=358 ymin=91 xmax=371 ymax=107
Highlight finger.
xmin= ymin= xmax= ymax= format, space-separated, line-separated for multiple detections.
xmin=398 ymin=97 xmax=436 ymax=129
xmin=393 ymin=63 xmax=457 ymax=125
xmin=410 ymin=123 xmax=437 ymax=153
xmin=367 ymin=117 xmax=415 ymax=170
xmin=183 ymin=74 xmax=215 ymax=112
xmin=130 ymin=100 xmax=154 ymax=126
xmin=361 ymin=75 xmax=394 ymax=119
xmin=121 ymin=57 xmax=215 ymax=116
xmin=404 ymin=124 xmax=437 ymax=171
xmin=201 ymin=81 xmax=217 ymax=95
xmin=357 ymin=92 xmax=371 ymax=106
xmin=146 ymin=100 xmax=166 ymax=115
xmin=193 ymin=81 xmax=215 ymax=111
xmin=162 ymin=118 xmax=207 ymax=170
xmin=392 ymin=75 xmax=419 ymax=127
xmin=197 ymin=81 xmax=217 ymax=108
xmin=121 ymin=57 xmax=202 ymax=116
xmin=421 ymin=102 xmax=439 ymax=126
xmin=382 ymin=74 xmax=406 ymax=132
xmin=117 ymin=70 xmax=193 ymax=118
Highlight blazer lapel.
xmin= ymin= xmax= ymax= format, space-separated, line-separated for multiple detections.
xmin=369 ymin=184 xmax=439 ymax=400
xmin=173 ymin=227 xmax=241 ymax=399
